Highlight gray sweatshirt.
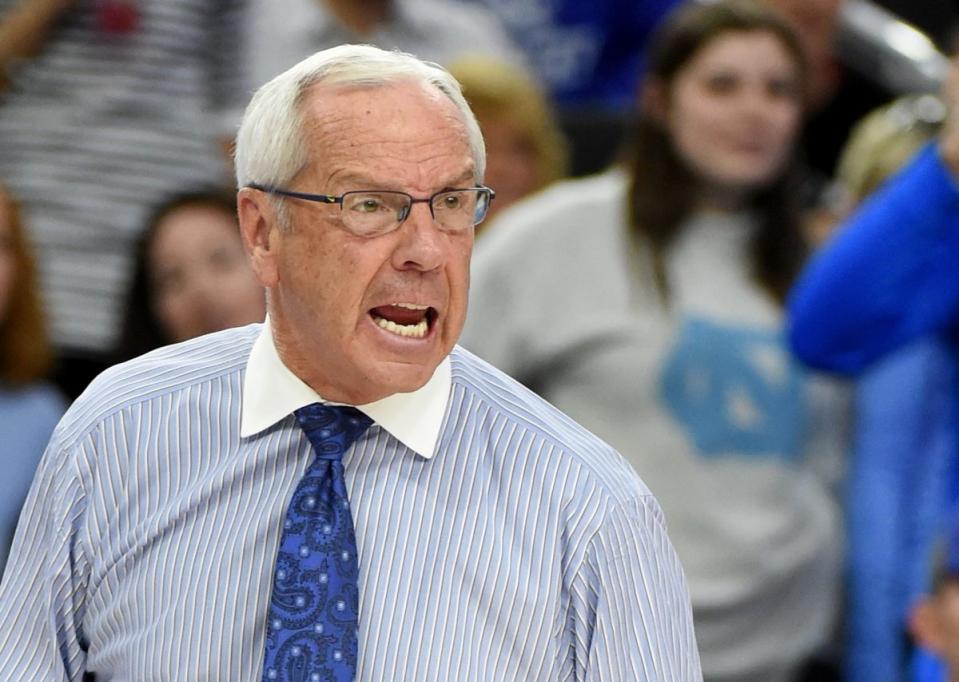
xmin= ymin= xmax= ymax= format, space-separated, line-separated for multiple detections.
xmin=461 ymin=169 xmax=847 ymax=682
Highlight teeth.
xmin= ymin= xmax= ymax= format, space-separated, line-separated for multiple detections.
xmin=374 ymin=315 xmax=429 ymax=338
xmin=394 ymin=303 xmax=428 ymax=310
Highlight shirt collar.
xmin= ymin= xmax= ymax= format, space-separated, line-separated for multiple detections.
xmin=241 ymin=319 xmax=451 ymax=459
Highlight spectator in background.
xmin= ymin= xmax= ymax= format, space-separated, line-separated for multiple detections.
xmin=461 ymin=0 xmax=682 ymax=175
xmin=463 ymin=0 xmax=681 ymax=111
xmin=833 ymin=95 xmax=945 ymax=210
xmin=462 ymin=3 xmax=847 ymax=680
xmin=826 ymin=94 xmax=952 ymax=682
xmin=761 ymin=0 xmax=843 ymax=112
xmin=116 ymin=191 xmax=265 ymax=361
xmin=0 ymin=0 xmax=245 ymax=398
xmin=240 ymin=0 xmax=525 ymax=111
xmin=759 ymin=0 xmax=895 ymax=181
xmin=789 ymin=50 xmax=959 ymax=372
xmin=0 ymin=185 xmax=65 ymax=577
xmin=789 ymin=57 xmax=959 ymax=682
xmin=447 ymin=56 xmax=568 ymax=231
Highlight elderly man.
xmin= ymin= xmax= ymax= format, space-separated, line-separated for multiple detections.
xmin=0 ymin=45 xmax=700 ymax=680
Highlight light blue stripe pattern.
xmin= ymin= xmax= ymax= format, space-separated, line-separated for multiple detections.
xmin=0 ymin=324 xmax=701 ymax=680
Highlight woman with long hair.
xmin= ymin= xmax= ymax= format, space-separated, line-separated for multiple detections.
xmin=0 ymin=185 xmax=64 ymax=576
xmin=115 ymin=190 xmax=266 ymax=362
xmin=462 ymin=2 xmax=847 ymax=680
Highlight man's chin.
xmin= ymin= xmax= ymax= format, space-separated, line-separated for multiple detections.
xmin=342 ymin=320 xmax=453 ymax=401
xmin=362 ymin=359 xmax=439 ymax=400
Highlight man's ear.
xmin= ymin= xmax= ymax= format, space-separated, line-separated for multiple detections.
xmin=237 ymin=188 xmax=280 ymax=288
xmin=909 ymin=596 xmax=946 ymax=655
xmin=641 ymin=77 xmax=669 ymax=124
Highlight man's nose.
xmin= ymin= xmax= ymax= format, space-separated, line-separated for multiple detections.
xmin=392 ymin=201 xmax=444 ymax=272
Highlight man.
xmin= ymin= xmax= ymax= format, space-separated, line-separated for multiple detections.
xmin=0 ymin=45 xmax=700 ymax=680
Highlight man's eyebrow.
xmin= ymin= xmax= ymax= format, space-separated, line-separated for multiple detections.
xmin=328 ymin=166 xmax=478 ymax=192
xmin=446 ymin=170 xmax=477 ymax=187
xmin=427 ymin=170 xmax=478 ymax=192
xmin=325 ymin=171 xmax=378 ymax=189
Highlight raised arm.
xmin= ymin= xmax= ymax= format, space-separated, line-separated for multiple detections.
xmin=788 ymin=144 xmax=959 ymax=373
xmin=0 ymin=0 xmax=75 ymax=90
xmin=788 ymin=58 xmax=959 ymax=373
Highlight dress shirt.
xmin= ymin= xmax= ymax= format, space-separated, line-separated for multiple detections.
xmin=0 ymin=322 xmax=701 ymax=680
xmin=241 ymin=318 xmax=450 ymax=458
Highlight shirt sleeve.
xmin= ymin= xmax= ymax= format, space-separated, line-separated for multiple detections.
xmin=787 ymin=144 xmax=959 ymax=373
xmin=568 ymin=495 xmax=702 ymax=681
xmin=0 ymin=432 xmax=89 ymax=681
xmin=844 ymin=342 xmax=956 ymax=682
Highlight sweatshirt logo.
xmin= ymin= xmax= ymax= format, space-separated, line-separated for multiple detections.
xmin=659 ymin=317 xmax=807 ymax=460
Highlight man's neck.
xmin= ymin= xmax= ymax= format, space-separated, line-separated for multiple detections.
xmin=323 ymin=0 xmax=393 ymax=36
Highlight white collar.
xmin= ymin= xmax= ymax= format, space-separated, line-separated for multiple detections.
xmin=240 ymin=319 xmax=451 ymax=459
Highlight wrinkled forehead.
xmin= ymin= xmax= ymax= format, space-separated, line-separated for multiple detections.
xmin=297 ymin=80 xmax=476 ymax=183
xmin=303 ymin=80 xmax=469 ymax=148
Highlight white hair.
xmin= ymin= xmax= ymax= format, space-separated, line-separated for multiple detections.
xmin=234 ymin=44 xmax=486 ymax=195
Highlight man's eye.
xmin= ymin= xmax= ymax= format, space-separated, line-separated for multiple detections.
xmin=355 ymin=198 xmax=383 ymax=213
xmin=441 ymin=194 xmax=461 ymax=209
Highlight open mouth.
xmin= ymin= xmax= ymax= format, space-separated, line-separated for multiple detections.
xmin=369 ymin=303 xmax=437 ymax=339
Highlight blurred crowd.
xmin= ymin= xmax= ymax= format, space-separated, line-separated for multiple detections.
xmin=2 ymin=0 xmax=959 ymax=680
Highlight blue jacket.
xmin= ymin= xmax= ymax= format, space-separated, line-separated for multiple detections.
xmin=789 ymin=145 xmax=959 ymax=370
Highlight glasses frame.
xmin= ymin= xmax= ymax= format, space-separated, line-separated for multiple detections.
xmin=246 ymin=183 xmax=495 ymax=235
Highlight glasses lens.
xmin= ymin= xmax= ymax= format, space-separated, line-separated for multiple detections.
xmin=432 ymin=189 xmax=488 ymax=231
xmin=341 ymin=191 xmax=410 ymax=236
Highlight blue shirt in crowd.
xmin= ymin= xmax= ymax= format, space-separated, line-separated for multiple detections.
xmin=789 ymin=144 xmax=959 ymax=682
xmin=0 ymin=382 xmax=64 ymax=577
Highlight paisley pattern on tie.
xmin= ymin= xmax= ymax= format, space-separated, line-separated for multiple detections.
xmin=261 ymin=404 xmax=373 ymax=682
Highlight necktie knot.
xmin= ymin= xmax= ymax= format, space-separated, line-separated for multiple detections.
xmin=294 ymin=404 xmax=373 ymax=461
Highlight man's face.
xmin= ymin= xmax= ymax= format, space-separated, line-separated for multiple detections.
xmin=240 ymin=80 xmax=476 ymax=404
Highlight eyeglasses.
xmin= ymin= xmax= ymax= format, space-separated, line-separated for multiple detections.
xmin=247 ymin=183 xmax=495 ymax=238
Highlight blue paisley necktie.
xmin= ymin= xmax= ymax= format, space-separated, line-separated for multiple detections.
xmin=261 ymin=404 xmax=373 ymax=682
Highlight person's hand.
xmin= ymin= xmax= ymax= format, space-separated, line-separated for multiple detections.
xmin=0 ymin=0 xmax=78 ymax=89
xmin=938 ymin=55 xmax=959 ymax=174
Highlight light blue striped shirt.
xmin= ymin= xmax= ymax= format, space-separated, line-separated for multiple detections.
xmin=0 ymin=323 xmax=701 ymax=680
